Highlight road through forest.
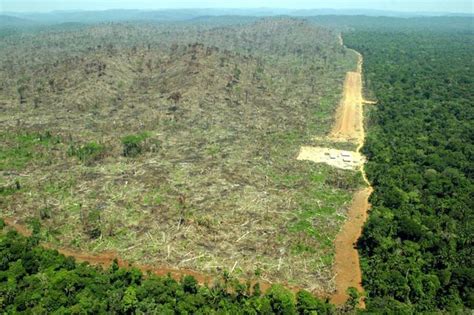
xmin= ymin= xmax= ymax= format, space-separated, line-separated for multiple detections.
xmin=329 ymin=43 xmax=374 ymax=307
xmin=297 ymin=34 xmax=374 ymax=306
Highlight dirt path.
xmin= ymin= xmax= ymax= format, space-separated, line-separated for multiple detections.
xmin=2 ymin=217 xmax=301 ymax=295
xmin=330 ymin=70 xmax=364 ymax=142
xmin=329 ymin=48 xmax=375 ymax=144
xmin=330 ymin=186 xmax=372 ymax=307
xmin=297 ymin=35 xmax=374 ymax=306
xmin=329 ymin=45 xmax=374 ymax=308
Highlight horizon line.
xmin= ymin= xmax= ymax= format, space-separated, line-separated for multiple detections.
xmin=2 ymin=7 xmax=473 ymax=15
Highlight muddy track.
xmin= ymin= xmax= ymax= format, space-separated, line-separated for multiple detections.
xmin=329 ymin=42 xmax=374 ymax=307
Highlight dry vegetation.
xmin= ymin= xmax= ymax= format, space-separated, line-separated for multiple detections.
xmin=0 ymin=18 xmax=362 ymax=293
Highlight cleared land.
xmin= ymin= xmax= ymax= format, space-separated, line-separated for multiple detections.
xmin=0 ymin=19 xmax=361 ymax=295
xmin=330 ymin=51 xmax=373 ymax=306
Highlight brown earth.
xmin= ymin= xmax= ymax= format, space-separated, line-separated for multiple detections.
xmin=329 ymin=48 xmax=374 ymax=307
xmin=330 ymin=68 xmax=363 ymax=142
xmin=330 ymin=187 xmax=372 ymax=307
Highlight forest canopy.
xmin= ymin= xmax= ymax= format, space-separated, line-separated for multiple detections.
xmin=0 ymin=222 xmax=338 ymax=314
xmin=344 ymin=20 xmax=473 ymax=313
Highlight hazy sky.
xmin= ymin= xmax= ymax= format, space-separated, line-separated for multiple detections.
xmin=1 ymin=0 xmax=473 ymax=13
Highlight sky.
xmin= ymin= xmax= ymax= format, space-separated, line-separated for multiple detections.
xmin=1 ymin=0 xmax=473 ymax=13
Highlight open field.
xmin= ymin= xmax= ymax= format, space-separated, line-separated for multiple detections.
xmin=0 ymin=18 xmax=364 ymax=295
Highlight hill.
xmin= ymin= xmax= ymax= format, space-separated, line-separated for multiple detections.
xmin=0 ymin=18 xmax=361 ymax=296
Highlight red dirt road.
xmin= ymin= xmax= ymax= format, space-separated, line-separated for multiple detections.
xmin=329 ymin=47 xmax=374 ymax=307
xmin=330 ymin=70 xmax=364 ymax=143
xmin=2 ymin=217 xmax=302 ymax=296
xmin=330 ymin=187 xmax=372 ymax=307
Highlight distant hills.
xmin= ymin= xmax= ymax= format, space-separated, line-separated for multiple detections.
xmin=1 ymin=8 xmax=472 ymax=27
xmin=0 ymin=14 xmax=39 ymax=27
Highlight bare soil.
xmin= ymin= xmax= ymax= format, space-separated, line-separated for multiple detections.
xmin=330 ymin=70 xmax=364 ymax=143
xmin=330 ymin=187 xmax=372 ymax=306
xmin=297 ymin=146 xmax=365 ymax=170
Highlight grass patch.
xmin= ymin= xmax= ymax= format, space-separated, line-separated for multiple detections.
xmin=143 ymin=191 xmax=163 ymax=206
xmin=0 ymin=180 xmax=21 ymax=196
xmin=41 ymin=177 xmax=76 ymax=198
xmin=284 ymin=167 xmax=354 ymax=242
xmin=67 ymin=141 xmax=106 ymax=164
xmin=122 ymin=132 xmax=150 ymax=157
xmin=0 ymin=131 xmax=61 ymax=171
xmin=291 ymin=242 xmax=317 ymax=255
xmin=268 ymin=130 xmax=306 ymax=149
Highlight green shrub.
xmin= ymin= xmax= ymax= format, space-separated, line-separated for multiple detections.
xmin=0 ymin=131 xmax=61 ymax=171
xmin=266 ymin=285 xmax=297 ymax=314
xmin=121 ymin=132 xmax=149 ymax=157
xmin=83 ymin=208 xmax=101 ymax=239
xmin=39 ymin=207 xmax=52 ymax=220
xmin=0 ymin=180 xmax=21 ymax=196
xmin=182 ymin=275 xmax=198 ymax=294
xmin=296 ymin=290 xmax=335 ymax=314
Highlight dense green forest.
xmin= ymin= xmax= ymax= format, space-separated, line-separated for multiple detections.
xmin=344 ymin=22 xmax=473 ymax=312
xmin=0 ymin=222 xmax=342 ymax=314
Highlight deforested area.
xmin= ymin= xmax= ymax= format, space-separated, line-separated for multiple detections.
xmin=1 ymin=6 xmax=473 ymax=314
xmin=0 ymin=18 xmax=363 ymax=295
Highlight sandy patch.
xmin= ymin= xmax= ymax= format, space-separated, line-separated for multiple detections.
xmin=297 ymin=146 xmax=365 ymax=171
